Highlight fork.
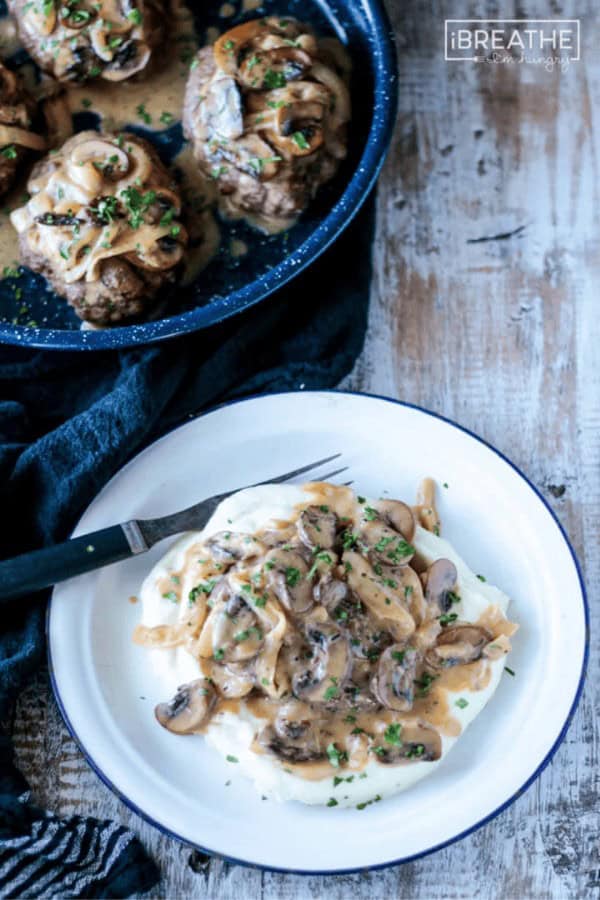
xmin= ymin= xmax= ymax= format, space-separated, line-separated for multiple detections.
xmin=0 ymin=455 xmax=348 ymax=602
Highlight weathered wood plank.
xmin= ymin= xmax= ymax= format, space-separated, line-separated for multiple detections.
xmin=10 ymin=0 xmax=599 ymax=897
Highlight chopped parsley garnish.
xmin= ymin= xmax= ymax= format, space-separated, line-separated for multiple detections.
xmin=326 ymin=742 xmax=347 ymax=768
xmin=307 ymin=551 xmax=333 ymax=579
xmin=323 ymin=678 xmax=340 ymax=701
xmin=438 ymin=612 xmax=458 ymax=626
xmin=162 ymin=591 xmax=177 ymax=602
xmin=120 ymin=187 xmax=157 ymax=228
xmin=386 ymin=539 xmax=416 ymax=563
xmin=391 ymin=650 xmax=406 ymax=663
xmin=264 ymin=69 xmax=287 ymax=89
xmin=326 ymin=797 xmax=338 ymax=807
xmin=285 ymin=566 xmax=301 ymax=586
xmin=414 ymin=672 xmax=438 ymax=696
xmin=89 ymin=196 xmax=118 ymax=224
xmin=504 ymin=666 xmax=516 ymax=677
xmin=446 ymin=591 xmax=461 ymax=606
xmin=136 ymin=103 xmax=152 ymax=124
xmin=319 ymin=505 xmax=330 ymax=513
xmin=406 ymin=744 xmax=425 ymax=758
xmin=248 ymin=155 xmax=282 ymax=174
xmin=214 ymin=648 xmax=225 ymax=661
xmin=160 ymin=111 xmax=175 ymax=125
xmin=234 ymin=626 xmax=262 ymax=643
xmin=363 ymin=506 xmax=379 ymax=521
xmin=374 ymin=536 xmax=394 ymax=552
xmin=341 ymin=530 xmax=358 ymax=550
xmin=127 ymin=8 xmax=143 ymax=24
xmin=291 ymin=131 xmax=310 ymax=150
xmin=477 ymin=574 xmax=487 ymax=582
xmin=1 ymin=145 xmax=17 ymax=160
xmin=188 ymin=580 xmax=217 ymax=604
xmin=226 ymin=754 xmax=238 ymax=763
xmin=383 ymin=723 xmax=402 ymax=746
xmin=455 ymin=698 xmax=469 ymax=709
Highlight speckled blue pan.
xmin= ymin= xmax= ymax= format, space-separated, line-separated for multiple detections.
xmin=0 ymin=0 xmax=397 ymax=350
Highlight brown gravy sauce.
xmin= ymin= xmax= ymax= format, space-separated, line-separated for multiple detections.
xmin=135 ymin=480 xmax=518 ymax=781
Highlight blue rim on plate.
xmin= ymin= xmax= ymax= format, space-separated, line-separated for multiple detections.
xmin=46 ymin=390 xmax=590 ymax=875
xmin=0 ymin=0 xmax=398 ymax=351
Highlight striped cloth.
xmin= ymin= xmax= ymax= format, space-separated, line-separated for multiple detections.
xmin=0 ymin=736 xmax=158 ymax=898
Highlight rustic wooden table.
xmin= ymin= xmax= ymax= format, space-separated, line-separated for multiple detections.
xmin=12 ymin=1 xmax=598 ymax=897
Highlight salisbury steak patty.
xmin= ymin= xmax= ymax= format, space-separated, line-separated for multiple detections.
xmin=7 ymin=0 xmax=166 ymax=83
xmin=0 ymin=61 xmax=46 ymax=197
xmin=183 ymin=16 xmax=351 ymax=232
xmin=10 ymin=131 xmax=188 ymax=325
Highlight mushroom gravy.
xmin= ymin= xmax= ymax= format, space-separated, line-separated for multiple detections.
xmin=135 ymin=481 xmax=517 ymax=801
xmin=0 ymin=5 xmax=353 ymax=316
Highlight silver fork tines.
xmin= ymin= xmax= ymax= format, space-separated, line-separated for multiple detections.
xmin=312 ymin=466 xmax=349 ymax=483
xmin=259 ymin=453 xmax=342 ymax=486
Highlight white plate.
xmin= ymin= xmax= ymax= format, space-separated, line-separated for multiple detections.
xmin=48 ymin=391 xmax=588 ymax=873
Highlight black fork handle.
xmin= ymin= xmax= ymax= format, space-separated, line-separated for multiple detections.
xmin=0 ymin=526 xmax=136 ymax=601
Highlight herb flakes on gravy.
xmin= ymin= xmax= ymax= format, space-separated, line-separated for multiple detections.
xmin=134 ymin=480 xmax=517 ymax=807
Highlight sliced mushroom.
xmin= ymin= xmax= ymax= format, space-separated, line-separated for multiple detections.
xmin=205 ymin=531 xmax=266 ymax=563
xmin=70 ymin=137 xmax=129 ymax=171
xmin=155 ymin=679 xmax=216 ymax=734
xmin=292 ymin=622 xmax=351 ymax=703
xmin=211 ymin=593 xmax=264 ymax=663
xmin=372 ymin=645 xmax=420 ymax=711
xmin=103 ymin=42 xmax=151 ymax=81
xmin=360 ymin=520 xmax=415 ymax=567
xmin=258 ymin=702 xmax=325 ymax=763
xmin=375 ymin=500 xmax=416 ymax=542
xmin=264 ymin=547 xmax=313 ymax=614
xmin=314 ymin=576 xmax=349 ymax=611
xmin=374 ymin=721 xmax=441 ymax=763
xmin=213 ymin=19 xmax=314 ymax=90
xmin=343 ymin=551 xmax=416 ymax=641
xmin=375 ymin=563 xmax=427 ymax=625
xmin=297 ymin=505 xmax=337 ymax=550
xmin=425 ymin=625 xmax=491 ymax=670
xmin=424 ymin=558 xmax=458 ymax=613
xmin=239 ymin=46 xmax=312 ymax=91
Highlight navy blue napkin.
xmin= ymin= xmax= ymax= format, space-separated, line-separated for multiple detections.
xmin=0 ymin=198 xmax=373 ymax=897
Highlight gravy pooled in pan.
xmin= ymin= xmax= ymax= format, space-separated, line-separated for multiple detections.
xmin=135 ymin=481 xmax=518 ymax=806
xmin=10 ymin=130 xmax=189 ymax=324
xmin=0 ymin=61 xmax=46 ymax=197
xmin=183 ymin=16 xmax=351 ymax=233
xmin=7 ymin=0 xmax=167 ymax=83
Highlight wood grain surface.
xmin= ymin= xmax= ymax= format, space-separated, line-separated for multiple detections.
xmin=10 ymin=1 xmax=599 ymax=897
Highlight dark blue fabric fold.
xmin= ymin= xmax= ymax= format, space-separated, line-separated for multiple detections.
xmin=0 ymin=197 xmax=374 ymax=897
